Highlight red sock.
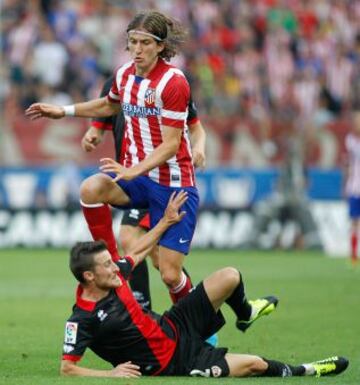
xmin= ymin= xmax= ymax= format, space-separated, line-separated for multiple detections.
xmin=351 ymin=232 xmax=358 ymax=263
xmin=169 ymin=271 xmax=192 ymax=303
xmin=81 ymin=201 xmax=120 ymax=261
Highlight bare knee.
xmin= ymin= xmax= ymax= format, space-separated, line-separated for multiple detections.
xmin=247 ymin=357 xmax=268 ymax=376
xmin=160 ymin=268 xmax=182 ymax=288
xmin=227 ymin=354 xmax=268 ymax=377
xmin=226 ymin=267 xmax=240 ymax=284
xmin=219 ymin=267 xmax=240 ymax=290
xmin=80 ymin=174 xmax=110 ymax=203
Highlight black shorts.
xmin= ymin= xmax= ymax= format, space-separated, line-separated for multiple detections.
xmin=121 ymin=209 xmax=150 ymax=229
xmin=161 ymin=283 xmax=230 ymax=377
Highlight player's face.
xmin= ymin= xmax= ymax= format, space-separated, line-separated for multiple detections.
xmin=128 ymin=31 xmax=164 ymax=76
xmin=92 ymin=251 xmax=121 ymax=289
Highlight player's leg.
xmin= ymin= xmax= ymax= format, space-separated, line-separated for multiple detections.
xmin=348 ymin=196 xmax=360 ymax=264
xmin=203 ymin=267 xmax=278 ymax=331
xmin=224 ymin=353 xmax=348 ymax=377
xmin=158 ymin=246 xmax=191 ymax=303
xmin=355 ymin=218 xmax=360 ymax=264
xmin=80 ymin=173 xmax=131 ymax=261
xmin=120 ymin=210 xmax=152 ymax=310
xmin=151 ymin=185 xmax=199 ymax=303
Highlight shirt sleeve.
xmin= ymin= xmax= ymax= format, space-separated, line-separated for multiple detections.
xmin=115 ymin=256 xmax=135 ymax=280
xmin=187 ymin=94 xmax=199 ymax=125
xmin=92 ymin=76 xmax=115 ymax=130
xmin=62 ymin=314 xmax=94 ymax=362
xmin=161 ymin=74 xmax=190 ymax=129
xmin=107 ymin=72 xmax=121 ymax=104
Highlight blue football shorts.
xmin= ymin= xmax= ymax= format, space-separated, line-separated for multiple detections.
xmin=348 ymin=196 xmax=360 ymax=219
xmin=108 ymin=174 xmax=199 ymax=254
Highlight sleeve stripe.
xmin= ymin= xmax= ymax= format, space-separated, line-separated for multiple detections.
xmin=62 ymin=354 xmax=82 ymax=362
xmin=91 ymin=121 xmax=113 ymax=131
xmin=162 ymin=109 xmax=187 ymax=120
xmin=187 ymin=116 xmax=199 ymax=125
xmin=124 ymin=256 xmax=135 ymax=269
xmin=107 ymin=95 xmax=119 ymax=104
xmin=162 ymin=117 xmax=184 ymax=128
xmin=108 ymin=89 xmax=120 ymax=99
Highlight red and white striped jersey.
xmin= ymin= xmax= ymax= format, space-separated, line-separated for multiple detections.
xmin=107 ymin=58 xmax=195 ymax=187
xmin=345 ymin=133 xmax=360 ymax=197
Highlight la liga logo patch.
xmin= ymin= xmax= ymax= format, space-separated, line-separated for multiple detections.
xmin=65 ymin=322 xmax=78 ymax=344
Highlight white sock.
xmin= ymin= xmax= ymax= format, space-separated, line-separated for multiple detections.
xmin=302 ymin=364 xmax=315 ymax=376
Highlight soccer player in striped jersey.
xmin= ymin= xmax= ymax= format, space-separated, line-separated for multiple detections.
xmin=81 ymin=74 xmax=206 ymax=310
xmin=344 ymin=111 xmax=360 ymax=264
xmin=26 ymin=11 xmax=201 ymax=303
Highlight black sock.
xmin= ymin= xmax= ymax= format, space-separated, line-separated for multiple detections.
xmin=129 ymin=260 xmax=151 ymax=311
xmin=225 ymin=272 xmax=252 ymax=320
xmin=262 ymin=358 xmax=305 ymax=377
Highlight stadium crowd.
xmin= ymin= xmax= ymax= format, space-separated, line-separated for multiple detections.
xmin=1 ymin=0 xmax=359 ymax=166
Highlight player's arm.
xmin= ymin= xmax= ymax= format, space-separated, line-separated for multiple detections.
xmin=81 ymin=76 xmax=115 ymax=152
xmin=81 ymin=126 xmax=105 ymax=152
xmin=61 ymin=359 xmax=141 ymax=378
xmin=127 ymin=191 xmax=188 ymax=265
xmin=189 ymin=120 xmax=206 ymax=169
xmin=25 ymin=97 xmax=120 ymax=120
xmin=99 ymin=125 xmax=182 ymax=181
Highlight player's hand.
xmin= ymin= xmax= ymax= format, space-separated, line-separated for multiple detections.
xmin=111 ymin=361 xmax=141 ymax=378
xmin=192 ymin=147 xmax=206 ymax=170
xmin=81 ymin=127 xmax=104 ymax=152
xmin=99 ymin=158 xmax=138 ymax=182
xmin=25 ymin=103 xmax=65 ymax=120
xmin=163 ymin=190 xmax=188 ymax=225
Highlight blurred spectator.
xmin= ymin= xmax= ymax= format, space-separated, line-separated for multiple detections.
xmin=1 ymin=0 xmax=359 ymax=166
xmin=31 ymin=23 xmax=69 ymax=87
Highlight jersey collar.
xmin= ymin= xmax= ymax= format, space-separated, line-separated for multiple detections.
xmin=133 ymin=57 xmax=168 ymax=81
xmin=76 ymin=285 xmax=96 ymax=312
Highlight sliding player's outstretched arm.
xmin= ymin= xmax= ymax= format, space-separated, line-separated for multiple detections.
xmin=128 ymin=191 xmax=187 ymax=264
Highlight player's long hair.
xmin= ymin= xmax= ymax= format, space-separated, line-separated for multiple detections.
xmin=126 ymin=11 xmax=187 ymax=60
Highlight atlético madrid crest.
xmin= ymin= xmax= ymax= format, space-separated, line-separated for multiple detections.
xmin=144 ymin=88 xmax=156 ymax=105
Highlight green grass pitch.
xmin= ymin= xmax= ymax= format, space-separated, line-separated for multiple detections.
xmin=0 ymin=248 xmax=359 ymax=385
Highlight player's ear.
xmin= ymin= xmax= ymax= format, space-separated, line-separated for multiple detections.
xmin=83 ymin=270 xmax=95 ymax=283
xmin=157 ymin=41 xmax=165 ymax=54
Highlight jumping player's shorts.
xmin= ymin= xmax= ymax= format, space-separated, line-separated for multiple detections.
xmin=121 ymin=208 xmax=150 ymax=230
xmin=109 ymin=175 xmax=199 ymax=254
xmin=348 ymin=196 xmax=360 ymax=219
xmin=161 ymin=282 xmax=230 ymax=377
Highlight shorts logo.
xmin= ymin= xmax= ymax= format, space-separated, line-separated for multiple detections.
xmin=211 ymin=365 xmax=222 ymax=377
xmin=179 ymin=238 xmax=189 ymax=244
xmin=63 ymin=344 xmax=75 ymax=353
xmin=65 ymin=322 xmax=78 ymax=344
xmin=144 ymin=88 xmax=156 ymax=105
xmin=129 ymin=209 xmax=140 ymax=220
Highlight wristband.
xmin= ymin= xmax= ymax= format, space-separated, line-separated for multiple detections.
xmin=63 ymin=105 xmax=75 ymax=116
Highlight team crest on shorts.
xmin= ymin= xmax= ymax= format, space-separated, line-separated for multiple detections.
xmin=211 ymin=365 xmax=222 ymax=377
xmin=65 ymin=322 xmax=78 ymax=344
xmin=144 ymin=88 xmax=156 ymax=105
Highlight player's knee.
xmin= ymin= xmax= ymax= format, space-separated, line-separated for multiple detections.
xmin=160 ymin=269 xmax=182 ymax=288
xmin=222 ymin=267 xmax=240 ymax=288
xmin=247 ymin=357 xmax=268 ymax=375
xmin=80 ymin=174 xmax=109 ymax=203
